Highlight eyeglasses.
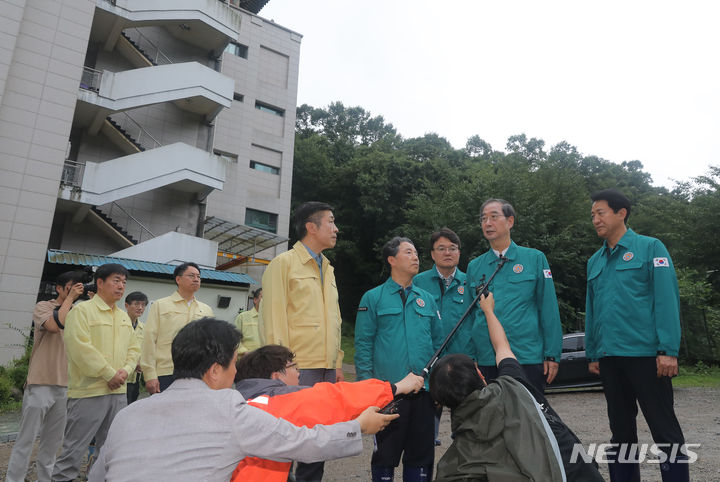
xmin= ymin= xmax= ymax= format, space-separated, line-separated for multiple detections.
xmin=285 ymin=362 xmax=299 ymax=371
xmin=182 ymin=274 xmax=201 ymax=280
xmin=434 ymin=246 xmax=459 ymax=253
xmin=480 ymin=214 xmax=505 ymax=223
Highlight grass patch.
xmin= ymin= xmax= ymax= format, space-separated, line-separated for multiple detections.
xmin=674 ymin=361 xmax=720 ymax=388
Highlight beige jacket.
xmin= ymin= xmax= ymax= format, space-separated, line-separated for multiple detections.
xmin=140 ymin=291 xmax=214 ymax=380
xmin=260 ymin=241 xmax=343 ymax=369
xmin=64 ymin=296 xmax=141 ymax=398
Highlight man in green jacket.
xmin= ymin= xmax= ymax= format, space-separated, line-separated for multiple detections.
xmin=355 ymin=237 xmax=443 ymax=482
xmin=413 ymin=227 xmax=468 ymax=446
xmin=466 ymin=198 xmax=562 ymax=393
xmin=413 ymin=227 xmax=469 ymax=356
xmin=586 ymin=189 xmax=688 ymax=482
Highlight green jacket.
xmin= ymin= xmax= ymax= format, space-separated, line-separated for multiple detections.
xmin=413 ymin=266 xmax=471 ymax=356
xmin=435 ymin=377 xmax=565 ymax=482
xmin=354 ymin=278 xmax=443 ymax=388
xmin=585 ymin=229 xmax=681 ymax=359
xmin=466 ymin=242 xmax=562 ymax=365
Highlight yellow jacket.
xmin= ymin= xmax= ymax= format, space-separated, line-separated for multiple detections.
xmin=260 ymin=241 xmax=343 ymax=369
xmin=128 ymin=320 xmax=144 ymax=382
xmin=234 ymin=308 xmax=261 ymax=353
xmin=64 ymin=296 xmax=141 ymax=398
xmin=140 ymin=291 xmax=214 ymax=380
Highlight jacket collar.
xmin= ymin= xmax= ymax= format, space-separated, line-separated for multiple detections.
xmin=170 ymin=290 xmax=195 ymax=304
xmin=90 ymin=294 xmax=116 ymax=312
xmin=485 ymin=240 xmax=518 ymax=264
xmin=602 ymin=228 xmax=636 ymax=254
xmin=293 ymin=240 xmax=327 ymax=266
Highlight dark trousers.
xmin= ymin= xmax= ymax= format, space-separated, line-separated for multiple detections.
xmin=371 ymin=391 xmax=435 ymax=468
xmin=126 ymin=382 xmax=139 ymax=405
xmin=294 ymin=368 xmax=337 ymax=482
xmin=158 ymin=375 xmax=174 ymax=392
xmin=599 ymin=356 xmax=685 ymax=452
xmin=479 ymin=363 xmax=546 ymax=393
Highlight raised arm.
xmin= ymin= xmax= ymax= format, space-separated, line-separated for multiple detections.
xmin=478 ymin=292 xmax=516 ymax=366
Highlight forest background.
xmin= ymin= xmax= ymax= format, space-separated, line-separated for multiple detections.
xmin=291 ymin=102 xmax=720 ymax=363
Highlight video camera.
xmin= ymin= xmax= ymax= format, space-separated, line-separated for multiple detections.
xmin=79 ymin=266 xmax=97 ymax=296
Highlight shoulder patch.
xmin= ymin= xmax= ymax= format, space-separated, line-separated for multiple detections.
xmin=543 ymin=269 xmax=552 ymax=279
xmin=357 ymin=306 xmax=368 ymax=311
xmin=653 ymin=257 xmax=669 ymax=267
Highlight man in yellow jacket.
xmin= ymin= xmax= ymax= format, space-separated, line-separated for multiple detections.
xmin=141 ymin=262 xmax=214 ymax=394
xmin=52 ymin=263 xmax=141 ymax=482
xmin=260 ymin=201 xmax=343 ymax=482
xmin=235 ymin=287 xmax=263 ymax=354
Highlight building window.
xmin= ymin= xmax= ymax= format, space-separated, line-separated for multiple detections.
xmin=225 ymin=41 xmax=248 ymax=59
xmin=255 ymin=101 xmax=284 ymax=117
xmin=245 ymin=208 xmax=278 ymax=233
xmin=250 ymin=160 xmax=279 ymax=175
xmin=233 ymin=92 xmax=244 ymax=102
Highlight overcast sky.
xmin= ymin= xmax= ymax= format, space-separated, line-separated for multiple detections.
xmin=260 ymin=0 xmax=720 ymax=188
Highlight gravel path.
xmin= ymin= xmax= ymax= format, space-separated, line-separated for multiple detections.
xmin=1 ymin=387 xmax=717 ymax=481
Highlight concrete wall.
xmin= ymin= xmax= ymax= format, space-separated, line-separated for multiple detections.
xmin=0 ymin=0 xmax=95 ymax=366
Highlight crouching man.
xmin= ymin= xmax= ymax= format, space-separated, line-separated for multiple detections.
xmin=89 ymin=318 xmax=398 ymax=481
xmin=430 ymin=293 xmax=603 ymax=482
xmin=232 ymin=344 xmax=425 ymax=481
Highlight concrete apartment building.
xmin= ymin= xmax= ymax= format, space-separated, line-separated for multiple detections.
xmin=0 ymin=0 xmax=301 ymax=364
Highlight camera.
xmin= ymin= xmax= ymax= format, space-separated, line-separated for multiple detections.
xmin=80 ymin=266 xmax=96 ymax=295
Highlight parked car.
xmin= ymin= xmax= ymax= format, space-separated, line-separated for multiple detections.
xmin=547 ymin=332 xmax=602 ymax=390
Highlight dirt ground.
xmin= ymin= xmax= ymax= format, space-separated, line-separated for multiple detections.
xmin=1 ymin=387 xmax=717 ymax=481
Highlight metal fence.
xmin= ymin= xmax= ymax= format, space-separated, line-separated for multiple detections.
xmin=80 ymin=67 xmax=102 ymax=92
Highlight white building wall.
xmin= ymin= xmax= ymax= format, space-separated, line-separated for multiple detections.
xmin=0 ymin=0 xmax=95 ymax=365
xmin=209 ymin=9 xmax=301 ymax=261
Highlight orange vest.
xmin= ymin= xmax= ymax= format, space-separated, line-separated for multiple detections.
xmin=231 ymin=379 xmax=393 ymax=481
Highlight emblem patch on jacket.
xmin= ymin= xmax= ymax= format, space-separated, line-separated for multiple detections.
xmin=543 ymin=269 xmax=552 ymax=279
xmin=513 ymin=264 xmax=524 ymax=273
xmin=416 ymin=298 xmax=425 ymax=307
xmin=623 ymin=252 xmax=634 ymax=261
xmin=457 ymin=286 xmax=464 ymax=295
xmin=653 ymin=257 xmax=669 ymax=267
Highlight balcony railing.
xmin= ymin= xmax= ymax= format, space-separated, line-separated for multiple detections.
xmin=61 ymin=160 xmax=85 ymax=187
xmin=80 ymin=67 xmax=102 ymax=92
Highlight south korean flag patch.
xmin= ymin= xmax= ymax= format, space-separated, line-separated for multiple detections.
xmin=543 ymin=269 xmax=553 ymax=279
xmin=653 ymin=257 xmax=670 ymax=268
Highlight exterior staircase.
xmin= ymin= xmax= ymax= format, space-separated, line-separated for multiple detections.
xmin=120 ymin=30 xmax=156 ymax=66
xmin=106 ymin=117 xmax=145 ymax=152
xmin=91 ymin=206 xmax=139 ymax=245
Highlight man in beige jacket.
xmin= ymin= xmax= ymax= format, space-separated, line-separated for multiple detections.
xmin=260 ymin=201 xmax=343 ymax=481
xmin=141 ymin=262 xmax=214 ymax=394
